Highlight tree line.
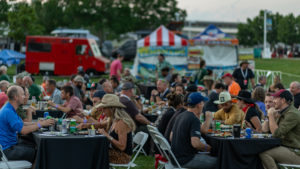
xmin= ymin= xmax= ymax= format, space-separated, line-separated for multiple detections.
xmin=0 ymin=0 xmax=186 ymax=43
xmin=237 ymin=10 xmax=300 ymax=46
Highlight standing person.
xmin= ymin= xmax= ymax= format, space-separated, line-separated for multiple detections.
xmin=155 ymin=54 xmax=173 ymax=80
xmin=171 ymin=92 xmax=217 ymax=169
xmin=232 ymin=60 xmax=255 ymax=90
xmin=192 ymin=59 xmax=208 ymax=86
xmin=236 ymin=91 xmax=262 ymax=132
xmin=0 ymin=65 xmax=10 ymax=82
xmin=222 ymin=73 xmax=241 ymax=98
xmin=289 ymin=81 xmax=300 ymax=109
xmin=48 ymin=85 xmax=84 ymax=120
xmin=45 ymin=79 xmax=64 ymax=104
xmin=252 ymin=87 xmax=266 ymax=116
xmin=0 ymin=86 xmax=54 ymax=162
xmin=97 ymin=94 xmax=136 ymax=164
xmin=110 ymin=51 xmax=124 ymax=81
xmin=260 ymin=90 xmax=300 ymax=169
xmin=23 ymin=76 xmax=42 ymax=101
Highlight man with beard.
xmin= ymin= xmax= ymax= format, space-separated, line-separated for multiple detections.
xmin=260 ymin=89 xmax=300 ymax=169
xmin=48 ymin=85 xmax=84 ymax=121
xmin=72 ymin=75 xmax=85 ymax=101
xmin=213 ymin=92 xmax=244 ymax=125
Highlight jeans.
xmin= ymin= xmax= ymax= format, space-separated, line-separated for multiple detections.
xmin=3 ymin=142 xmax=36 ymax=163
xmin=182 ymin=153 xmax=217 ymax=169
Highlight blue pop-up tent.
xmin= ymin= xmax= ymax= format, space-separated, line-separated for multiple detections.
xmin=0 ymin=49 xmax=25 ymax=66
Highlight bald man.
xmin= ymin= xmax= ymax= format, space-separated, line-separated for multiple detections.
xmin=23 ymin=76 xmax=42 ymax=101
xmin=290 ymin=81 xmax=300 ymax=109
xmin=0 ymin=86 xmax=54 ymax=162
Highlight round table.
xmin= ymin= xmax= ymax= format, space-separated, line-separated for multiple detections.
xmin=204 ymin=134 xmax=281 ymax=169
xmin=33 ymin=132 xmax=109 ymax=169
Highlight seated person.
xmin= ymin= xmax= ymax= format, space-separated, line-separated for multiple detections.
xmin=0 ymin=86 xmax=54 ymax=163
xmin=236 ymin=91 xmax=262 ymax=132
xmin=155 ymin=93 xmax=184 ymax=135
xmin=150 ymin=79 xmax=170 ymax=105
xmin=17 ymin=87 xmax=36 ymax=122
xmin=262 ymin=93 xmax=279 ymax=133
xmin=213 ymin=92 xmax=244 ymax=125
xmin=203 ymin=83 xmax=226 ymax=113
xmin=48 ymin=85 xmax=84 ymax=121
xmin=89 ymin=90 xmax=106 ymax=123
xmin=174 ymin=83 xmax=185 ymax=95
xmin=171 ymin=92 xmax=217 ymax=169
xmin=260 ymin=90 xmax=300 ymax=168
xmin=97 ymin=94 xmax=136 ymax=164
xmin=45 ymin=79 xmax=64 ymax=104
xmin=252 ymin=86 xmax=266 ymax=116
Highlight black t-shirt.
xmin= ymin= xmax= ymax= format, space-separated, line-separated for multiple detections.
xmin=164 ymin=108 xmax=186 ymax=141
xmin=119 ymin=96 xmax=140 ymax=126
xmin=294 ymin=93 xmax=300 ymax=109
xmin=156 ymin=107 xmax=176 ymax=136
xmin=203 ymin=91 xmax=219 ymax=113
xmin=232 ymin=68 xmax=255 ymax=90
xmin=245 ymin=107 xmax=261 ymax=129
xmin=171 ymin=111 xmax=201 ymax=165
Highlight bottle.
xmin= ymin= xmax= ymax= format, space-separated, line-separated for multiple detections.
xmin=61 ymin=119 xmax=68 ymax=134
xmin=69 ymin=119 xmax=77 ymax=133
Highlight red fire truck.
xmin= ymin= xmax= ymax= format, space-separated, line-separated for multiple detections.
xmin=25 ymin=36 xmax=110 ymax=75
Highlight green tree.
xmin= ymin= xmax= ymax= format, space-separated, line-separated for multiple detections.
xmin=8 ymin=2 xmax=44 ymax=42
xmin=277 ymin=14 xmax=298 ymax=45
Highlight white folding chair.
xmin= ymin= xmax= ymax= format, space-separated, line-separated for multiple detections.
xmin=278 ymin=164 xmax=300 ymax=169
xmin=110 ymin=131 xmax=148 ymax=169
xmin=147 ymin=125 xmax=168 ymax=169
xmin=154 ymin=134 xmax=187 ymax=169
xmin=0 ymin=145 xmax=32 ymax=169
xmin=132 ymin=132 xmax=147 ymax=156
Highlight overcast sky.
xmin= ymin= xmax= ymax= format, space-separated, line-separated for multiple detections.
xmin=177 ymin=0 xmax=300 ymax=23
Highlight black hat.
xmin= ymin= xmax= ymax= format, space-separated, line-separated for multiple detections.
xmin=240 ymin=60 xmax=250 ymax=67
xmin=272 ymin=89 xmax=293 ymax=102
xmin=121 ymin=82 xmax=134 ymax=90
xmin=237 ymin=90 xmax=255 ymax=103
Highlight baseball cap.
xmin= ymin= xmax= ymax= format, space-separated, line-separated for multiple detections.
xmin=272 ymin=89 xmax=293 ymax=102
xmin=74 ymin=75 xmax=85 ymax=83
xmin=222 ymin=73 xmax=233 ymax=79
xmin=93 ymin=90 xmax=106 ymax=99
xmin=121 ymin=82 xmax=134 ymax=90
xmin=214 ymin=92 xmax=232 ymax=104
xmin=187 ymin=92 xmax=208 ymax=106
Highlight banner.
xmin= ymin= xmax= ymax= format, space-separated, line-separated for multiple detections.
xmin=138 ymin=46 xmax=187 ymax=58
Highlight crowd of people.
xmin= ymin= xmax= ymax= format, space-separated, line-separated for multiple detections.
xmin=0 ymin=53 xmax=299 ymax=169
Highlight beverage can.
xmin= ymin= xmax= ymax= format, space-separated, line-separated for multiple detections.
xmin=69 ymin=119 xmax=77 ymax=133
xmin=245 ymin=128 xmax=252 ymax=138
xmin=215 ymin=121 xmax=221 ymax=131
xmin=61 ymin=119 xmax=68 ymax=134
xmin=44 ymin=112 xmax=49 ymax=118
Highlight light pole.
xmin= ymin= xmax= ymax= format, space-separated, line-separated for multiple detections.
xmin=263 ymin=10 xmax=271 ymax=58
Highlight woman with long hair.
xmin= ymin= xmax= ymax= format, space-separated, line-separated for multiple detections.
xmin=97 ymin=94 xmax=136 ymax=164
xmin=252 ymin=87 xmax=267 ymax=117
xmin=237 ymin=91 xmax=262 ymax=132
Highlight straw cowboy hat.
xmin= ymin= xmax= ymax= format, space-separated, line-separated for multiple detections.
xmin=95 ymin=94 xmax=126 ymax=109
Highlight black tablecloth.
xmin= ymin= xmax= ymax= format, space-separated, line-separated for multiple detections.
xmin=138 ymin=84 xmax=156 ymax=99
xmin=33 ymin=110 xmax=64 ymax=119
xmin=33 ymin=132 xmax=109 ymax=169
xmin=205 ymin=135 xmax=281 ymax=169
xmin=143 ymin=113 xmax=158 ymax=123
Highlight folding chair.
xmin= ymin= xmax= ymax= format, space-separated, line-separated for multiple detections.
xmin=154 ymin=134 xmax=187 ymax=169
xmin=278 ymin=164 xmax=300 ymax=169
xmin=110 ymin=131 xmax=148 ymax=169
xmin=0 ymin=145 xmax=32 ymax=169
xmin=133 ymin=132 xmax=147 ymax=156
xmin=146 ymin=125 xmax=168 ymax=169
